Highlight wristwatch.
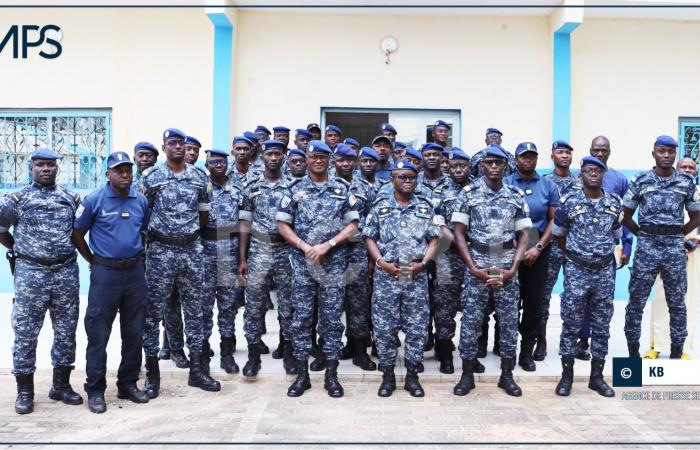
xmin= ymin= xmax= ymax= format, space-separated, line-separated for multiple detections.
xmin=328 ymin=238 xmax=337 ymax=248
xmin=535 ymin=243 xmax=545 ymax=252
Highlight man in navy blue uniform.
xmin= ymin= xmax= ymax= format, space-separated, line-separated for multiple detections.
xmin=73 ymin=151 xmax=150 ymax=413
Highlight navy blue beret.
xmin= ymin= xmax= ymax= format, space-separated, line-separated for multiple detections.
xmin=233 ymin=135 xmax=255 ymax=147
xmin=483 ymin=145 xmax=509 ymax=159
xmin=288 ymin=149 xmax=306 ymax=159
xmin=244 ymin=131 xmax=260 ymax=142
xmin=394 ymin=141 xmax=407 ymax=150
xmin=163 ymin=128 xmax=186 ymax=141
xmin=380 ymin=123 xmax=397 ymax=134
xmin=255 ymin=125 xmax=271 ymax=135
xmin=448 ymin=148 xmax=470 ymax=161
xmin=654 ymin=135 xmax=678 ymax=147
xmin=307 ymin=140 xmax=332 ymax=154
xmin=486 ymin=127 xmax=503 ymax=137
xmin=580 ymin=156 xmax=607 ymax=170
xmin=433 ymin=120 xmax=451 ymax=130
xmin=358 ymin=147 xmax=379 ymax=161
xmin=552 ymin=140 xmax=573 ymax=151
xmin=134 ymin=141 xmax=158 ymax=155
xmin=296 ymin=129 xmax=313 ymax=138
xmin=325 ymin=124 xmax=342 ymax=135
xmin=185 ymin=136 xmax=201 ymax=147
xmin=31 ymin=148 xmax=61 ymax=160
xmin=343 ymin=138 xmax=360 ymax=148
xmin=515 ymin=142 xmax=538 ymax=156
xmin=106 ymin=151 xmax=133 ymax=168
xmin=421 ymin=142 xmax=444 ymax=153
xmin=392 ymin=160 xmax=418 ymax=173
xmin=261 ymin=140 xmax=286 ymax=151
xmin=334 ymin=143 xmax=357 ymax=158
xmin=273 ymin=126 xmax=290 ymax=134
xmin=206 ymin=149 xmax=229 ymax=158
xmin=405 ymin=147 xmax=422 ymax=161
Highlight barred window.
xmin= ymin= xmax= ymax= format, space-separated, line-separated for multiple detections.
xmin=680 ymin=118 xmax=700 ymax=165
xmin=0 ymin=110 xmax=111 ymax=190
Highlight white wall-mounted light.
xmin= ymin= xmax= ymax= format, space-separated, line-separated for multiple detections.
xmin=380 ymin=36 xmax=398 ymax=65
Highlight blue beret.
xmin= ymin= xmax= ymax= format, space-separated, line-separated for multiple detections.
xmin=334 ymin=143 xmax=357 ymax=158
xmin=580 ymin=156 xmax=607 ymax=170
xmin=255 ymin=125 xmax=271 ymax=135
xmin=448 ymin=148 xmax=471 ymax=161
xmin=486 ymin=127 xmax=503 ymax=137
xmin=233 ymin=135 xmax=255 ymax=147
xmin=404 ymin=147 xmax=423 ymax=160
xmin=30 ymin=148 xmax=61 ymax=160
xmin=296 ymin=128 xmax=313 ymax=138
xmin=163 ymin=128 xmax=186 ymax=141
xmin=372 ymin=135 xmax=393 ymax=147
xmin=394 ymin=141 xmax=407 ymax=150
xmin=288 ymin=149 xmax=306 ymax=159
xmin=307 ymin=140 xmax=332 ymax=155
xmin=106 ymin=151 xmax=133 ymax=168
xmin=134 ymin=141 xmax=158 ymax=155
xmin=515 ymin=142 xmax=538 ymax=156
xmin=358 ymin=147 xmax=379 ymax=161
xmin=343 ymin=138 xmax=360 ymax=148
xmin=185 ymin=136 xmax=201 ymax=147
xmin=273 ymin=126 xmax=290 ymax=134
xmin=261 ymin=140 xmax=285 ymax=152
xmin=325 ymin=124 xmax=342 ymax=135
xmin=380 ymin=123 xmax=397 ymax=134
xmin=654 ymin=135 xmax=678 ymax=147
xmin=206 ymin=149 xmax=229 ymax=158
xmin=483 ymin=145 xmax=509 ymax=159
xmin=307 ymin=123 xmax=321 ymax=132
xmin=244 ymin=131 xmax=260 ymax=142
xmin=421 ymin=142 xmax=444 ymax=153
xmin=433 ymin=120 xmax=451 ymax=130
xmin=392 ymin=160 xmax=418 ymax=173
xmin=552 ymin=140 xmax=573 ymax=151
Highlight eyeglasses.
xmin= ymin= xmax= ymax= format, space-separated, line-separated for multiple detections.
xmin=481 ymin=159 xmax=506 ymax=167
xmin=395 ymin=175 xmax=417 ymax=183
xmin=165 ymin=139 xmax=186 ymax=148
xmin=208 ymin=159 xmax=228 ymax=167
xmin=308 ymin=154 xmax=329 ymax=162
xmin=581 ymin=168 xmax=604 ymax=175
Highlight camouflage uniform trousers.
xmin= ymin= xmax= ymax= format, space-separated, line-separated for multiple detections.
xmin=371 ymin=268 xmax=429 ymax=367
xmin=12 ymin=258 xmax=79 ymax=375
xmin=244 ymin=238 xmax=293 ymax=345
xmin=459 ymin=258 xmax=519 ymax=360
xmin=433 ymin=246 xmax=464 ymax=340
xmin=163 ymin=288 xmax=185 ymax=351
xmin=541 ymin=242 xmax=565 ymax=322
xmin=290 ymin=249 xmax=346 ymax=361
xmin=343 ymin=241 xmax=371 ymax=340
xmin=625 ymin=235 xmax=688 ymax=344
xmin=559 ymin=260 xmax=615 ymax=358
xmin=143 ymin=241 xmax=205 ymax=357
xmin=202 ymin=239 xmax=240 ymax=341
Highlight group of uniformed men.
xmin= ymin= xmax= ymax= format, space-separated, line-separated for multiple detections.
xmin=2 ymin=120 xmax=699 ymax=415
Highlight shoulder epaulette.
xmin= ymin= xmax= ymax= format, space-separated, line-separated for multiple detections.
xmin=462 ymin=182 xmax=479 ymax=194
xmin=333 ymin=176 xmax=350 ymax=187
xmin=678 ymin=171 xmax=695 ymax=183
xmin=142 ymin=165 xmax=156 ymax=178
xmin=505 ymin=184 xmax=525 ymax=196
xmin=288 ymin=177 xmax=303 ymax=188
xmin=630 ymin=171 xmax=647 ymax=183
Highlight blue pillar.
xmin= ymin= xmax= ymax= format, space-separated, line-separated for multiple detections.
xmin=207 ymin=13 xmax=233 ymax=151
xmin=552 ymin=22 xmax=579 ymax=143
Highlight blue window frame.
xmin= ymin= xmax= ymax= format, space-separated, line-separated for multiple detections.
xmin=679 ymin=117 xmax=700 ymax=164
xmin=0 ymin=109 xmax=111 ymax=190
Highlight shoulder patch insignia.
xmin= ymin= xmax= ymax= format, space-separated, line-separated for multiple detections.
xmin=11 ymin=193 xmax=20 ymax=203
xmin=75 ymin=204 xmax=84 ymax=219
xmin=379 ymin=207 xmax=390 ymax=215
xmin=280 ymin=196 xmax=292 ymax=209
xmin=348 ymin=194 xmax=357 ymax=206
xmin=334 ymin=188 xmax=342 ymax=195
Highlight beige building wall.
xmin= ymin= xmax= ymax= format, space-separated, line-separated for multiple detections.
xmin=571 ymin=18 xmax=700 ymax=171
xmin=0 ymin=8 xmax=214 ymax=150
xmin=233 ymin=11 xmax=553 ymax=155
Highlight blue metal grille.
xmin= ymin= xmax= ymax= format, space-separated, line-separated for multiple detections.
xmin=0 ymin=110 xmax=111 ymax=190
xmin=679 ymin=118 xmax=700 ymax=165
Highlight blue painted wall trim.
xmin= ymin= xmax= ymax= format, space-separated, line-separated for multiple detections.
xmin=207 ymin=12 xmax=233 ymax=151
xmin=552 ymin=21 xmax=580 ymax=143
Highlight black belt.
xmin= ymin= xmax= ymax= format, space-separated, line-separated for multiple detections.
xmin=639 ymin=224 xmax=683 ymax=236
xmin=16 ymin=252 xmax=76 ymax=267
xmin=469 ymin=240 xmax=515 ymax=253
xmin=201 ymin=227 xmax=237 ymax=241
xmin=148 ymin=231 xmax=200 ymax=247
xmin=566 ymin=252 xmax=615 ymax=271
xmin=93 ymin=253 xmax=143 ymax=269
xmin=251 ymin=229 xmax=286 ymax=244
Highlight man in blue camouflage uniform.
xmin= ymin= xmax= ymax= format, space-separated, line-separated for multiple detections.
xmin=141 ymin=128 xmax=220 ymax=396
xmin=238 ymin=140 xmax=295 ymax=377
xmin=537 ymin=140 xmax=579 ymax=361
xmin=332 ymin=144 xmax=377 ymax=371
xmin=228 ymin=135 xmax=258 ymax=187
xmin=286 ymin=148 xmax=307 ymax=181
xmin=552 ymin=156 xmax=620 ymax=397
xmin=0 ymin=148 xmax=83 ymax=414
xmin=392 ymin=141 xmax=407 ymax=163
xmin=372 ymin=136 xmax=394 ymax=182
xmin=358 ymin=147 xmax=387 ymax=190
xmin=277 ymin=140 xmax=360 ymax=398
xmin=469 ymin=128 xmax=516 ymax=178
xmin=623 ymin=135 xmax=700 ymax=358
xmin=324 ymin=124 xmax=342 ymax=151
xmin=200 ymin=148 xmax=244 ymax=375
xmin=133 ymin=141 xmax=158 ymax=190
xmin=364 ymin=160 xmax=441 ymax=397
xmin=245 ymin=131 xmax=265 ymax=177
xmin=451 ymin=145 xmax=532 ymax=397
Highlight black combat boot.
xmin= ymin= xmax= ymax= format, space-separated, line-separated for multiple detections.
xmin=436 ymin=339 xmax=455 ymax=374
xmin=48 ymin=366 xmax=83 ymax=405
xmin=87 ymin=391 xmax=106 ymax=414
xmin=220 ymin=337 xmax=239 ymax=374
xmin=14 ymin=374 xmax=34 ymax=415
xmin=493 ymin=326 xmax=501 ymax=356
xmin=311 ymin=329 xmax=322 ymax=359
xmin=670 ymin=343 xmax=684 ymax=359
xmin=202 ymin=341 xmax=212 ymax=375
xmin=282 ymin=341 xmax=298 ymax=375
xmin=575 ymin=338 xmax=591 ymax=361
xmin=259 ymin=341 xmax=270 ymax=355
xmin=533 ymin=320 xmax=547 ymax=361
xmin=497 ymin=357 xmax=522 ymax=397
xmin=588 ymin=358 xmax=615 ymax=397
xmin=477 ymin=320 xmax=488 ymax=358
xmin=287 ymin=360 xmax=311 ymax=397
xmin=159 ymin=329 xmax=171 ymax=360
xmin=324 ymin=360 xmax=344 ymax=398
xmin=352 ymin=338 xmax=376 ymax=371
xmin=310 ymin=338 xmax=327 ymax=371
xmin=555 ymin=356 xmax=575 ymax=396
xmin=473 ymin=359 xmax=486 ymax=374
xmin=453 ymin=359 xmax=476 ymax=396
xmin=518 ymin=338 xmax=536 ymax=372
xmin=144 ymin=356 xmax=160 ymax=399
xmin=188 ymin=352 xmax=221 ymax=392
xmin=404 ymin=361 xmax=425 ymax=397
xmin=627 ymin=341 xmax=640 ymax=358
xmin=423 ymin=327 xmax=434 ymax=351
xmin=242 ymin=345 xmax=262 ymax=378
xmin=272 ymin=330 xmax=284 ymax=360
xmin=339 ymin=333 xmax=354 ymax=360
xmin=170 ymin=348 xmax=190 ymax=369
xmin=377 ymin=364 xmax=396 ymax=397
